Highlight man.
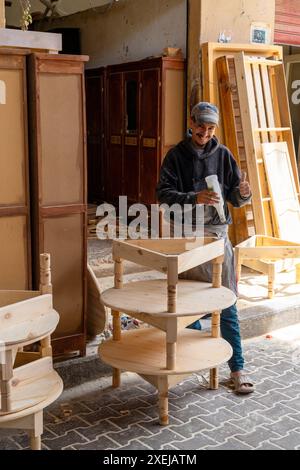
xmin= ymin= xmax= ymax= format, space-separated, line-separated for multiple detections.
xmin=156 ymin=102 xmax=254 ymax=394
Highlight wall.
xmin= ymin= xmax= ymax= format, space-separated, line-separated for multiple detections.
xmin=200 ymin=0 xmax=275 ymax=44
xmin=35 ymin=0 xmax=187 ymax=68
xmin=5 ymin=0 xmax=110 ymax=27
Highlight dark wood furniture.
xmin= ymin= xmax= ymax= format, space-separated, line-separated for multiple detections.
xmin=0 ymin=49 xmax=31 ymax=290
xmin=85 ymin=67 xmax=106 ymax=204
xmin=27 ymin=53 xmax=89 ymax=357
xmin=106 ymin=57 xmax=186 ymax=205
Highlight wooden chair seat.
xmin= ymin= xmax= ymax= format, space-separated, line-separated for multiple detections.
xmin=0 ymin=307 xmax=59 ymax=347
xmin=0 ymin=254 xmax=63 ymax=449
xmin=101 ymin=279 xmax=236 ymax=318
xmin=100 ymin=327 xmax=232 ymax=376
xmin=0 ymin=357 xmax=62 ymax=417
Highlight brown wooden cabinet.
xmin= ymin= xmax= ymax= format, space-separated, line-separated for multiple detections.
xmin=0 ymin=49 xmax=31 ymax=290
xmin=85 ymin=67 xmax=107 ymax=204
xmin=27 ymin=53 xmax=88 ymax=357
xmin=106 ymin=57 xmax=186 ymax=205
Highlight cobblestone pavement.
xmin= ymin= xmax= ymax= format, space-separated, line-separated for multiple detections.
xmin=1 ymin=332 xmax=300 ymax=451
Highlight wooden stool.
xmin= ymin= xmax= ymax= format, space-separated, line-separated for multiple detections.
xmin=99 ymin=238 xmax=235 ymax=425
xmin=235 ymin=235 xmax=300 ymax=299
xmin=0 ymin=254 xmax=63 ymax=450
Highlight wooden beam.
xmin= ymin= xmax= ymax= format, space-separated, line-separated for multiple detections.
xmin=187 ymin=0 xmax=202 ymax=122
xmin=0 ymin=0 xmax=5 ymax=28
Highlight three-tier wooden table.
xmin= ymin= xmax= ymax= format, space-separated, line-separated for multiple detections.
xmin=99 ymin=238 xmax=235 ymax=425
xmin=0 ymin=255 xmax=63 ymax=450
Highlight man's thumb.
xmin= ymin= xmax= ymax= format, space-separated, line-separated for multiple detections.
xmin=241 ymin=171 xmax=247 ymax=183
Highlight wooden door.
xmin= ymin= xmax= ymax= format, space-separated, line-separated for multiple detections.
xmin=140 ymin=68 xmax=160 ymax=205
xmin=27 ymin=53 xmax=88 ymax=357
xmin=123 ymin=71 xmax=140 ymax=203
xmin=0 ymin=51 xmax=31 ymax=289
xmin=85 ymin=68 xmax=106 ymax=203
xmin=107 ymin=71 xmax=123 ymax=203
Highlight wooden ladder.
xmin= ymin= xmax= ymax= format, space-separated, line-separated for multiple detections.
xmin=218 ymin=52 xmax=300 ymax=240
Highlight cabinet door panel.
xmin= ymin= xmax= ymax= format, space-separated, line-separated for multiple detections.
xmin=39 ymin=73 xmax=84 ymax=205
xmin=28 ymin=54 xmax=87 ymax=357
xmin=123 ymin=71 xmax=140 ymax=202
xmin=85 ymin=69 xmax=106 ymax=203
xmin=0 ymin=53 xmax=31 ymax=289
xmin=140 ymin=68 xmax=160 ymax=204
xmin=107 ymin=72 xmax=123 ymax=202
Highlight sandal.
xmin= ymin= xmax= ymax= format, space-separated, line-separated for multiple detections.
xmin=230 ymin=374 xmax=255 ymax=395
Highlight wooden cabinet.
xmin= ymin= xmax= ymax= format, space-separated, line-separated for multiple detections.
xmin=106 ymin=57 xmax=186 ymax=205
xmin=0 ymin=50 xmax=31 ymax=290
xmin=27 ymin=53 xmax=88 ymax=357
xmin=85 ymin=67 xmax=107 ymax=203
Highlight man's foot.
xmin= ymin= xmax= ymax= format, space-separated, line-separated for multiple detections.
xmin=230 ymin=371 xmax=255 ymax=394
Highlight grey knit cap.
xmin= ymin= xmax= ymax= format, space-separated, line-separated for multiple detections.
xmin=191 ymin=102 xmax=219 ymax=126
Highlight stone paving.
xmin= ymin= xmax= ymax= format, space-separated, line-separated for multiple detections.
xmin=1 ymin=330 xmax=300 ymax=451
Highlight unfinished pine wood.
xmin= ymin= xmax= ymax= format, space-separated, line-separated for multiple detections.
xmin=86 ymin=264 xmax=108 ymax=337
xmin=101 ymin=280 xmax=235 ymax=318
xmin=216 ymin=55 xmax=249 ymax=245
xmin=100 ymin=328 xmax=232 ymax=376
xmin=262 ymin=142 xmax=300 ymax=243
xmin=234 ymin=53 xmax=300 ymax=239
xmin=0 ymin=51 xmax=31 ymax=290
xmin=27 ymin=53 xmax=88 ymax=357
xmin=0 ymin=1 xmax=4 ymax=28
xmin=0 ymin=253 xmax=63 ymax=449
xmin=235 ymin=235 xmax=300 ymax=298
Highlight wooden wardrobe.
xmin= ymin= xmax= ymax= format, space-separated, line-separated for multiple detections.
xmin=0 ymin=49 xmax=31 ymax=290
xmin=27 ymin=53 xmax=89 ymax=357
xmin=106 ymin=57 xmax=186 ymax=205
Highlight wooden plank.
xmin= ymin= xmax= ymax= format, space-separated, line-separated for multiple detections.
xmin=272 ymin=64 xmax=300 ymax=194
xmin=0 ymin=0 xmax=5 ymax=28
xmin=234 ymin=53 xmax=266 ymax=235
xmin=216 ymin=56 xmax=249 ymax=244
xmin=101 ymin=279 xmax=236 ymax=318
xmin=100 ymin=328 xmax=232 ymax=376
xmin=0 ymin=29 xmax=62 ymax=53
xmin=113 ymin=240 xmax=168 ymax=273
xmin=262 ymin=142 xmax=300 ymax=243
xmin=201 ymin=42 xmax=282 ymax=112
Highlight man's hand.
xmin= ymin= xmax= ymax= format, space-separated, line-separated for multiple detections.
xmin=196 ymin=190 xmax=220 ymax=205
xmin=239 ymin=171 xmax=251 ymax=198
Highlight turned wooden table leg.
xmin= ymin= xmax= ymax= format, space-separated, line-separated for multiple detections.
xmin=112 ymin=310 xmax=121 ymax=388
xmin=40 ymin=335 xmax=52 ymax=357
xmin=112 ymin=257 xmax=124 ymax=388
xmin=166 ymin=318 xmax=178 ymax=370
xmin=210 ymin=256 xmax=223 ymax=390
xmin=210 ymin=311 xmax=221 ymax=390
xmin=158 ymin=377 xmax=169 ymax=426
xmin=268 ymin=264 xmax=276 ymax=299
xmin=0 ymin=349 xmax=13 ymax=412
xmin=29 ymin=411 xmax=43 ymax=450
xmin=296 ymin=263 xmax=300 ymax=284
xmin=235 ymin=249 xmax=242 ymax=283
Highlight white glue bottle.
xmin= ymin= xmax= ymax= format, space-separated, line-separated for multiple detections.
xmin=205 ymin=175 xmax=226 ymax=223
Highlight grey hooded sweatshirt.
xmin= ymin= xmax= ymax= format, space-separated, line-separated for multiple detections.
xmin=156 ymin=135 xmax=251 ymax=294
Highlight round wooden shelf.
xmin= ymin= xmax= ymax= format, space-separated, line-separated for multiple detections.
xmin=100 ymin=328 xmax=232 ymax=376
xmin=0 ymin=370 xmax=63 ymax=421
xmin=101 ymin=280 xmax=236 ymax=317
xmin=0 ymin=309 xmax=59 ymax=347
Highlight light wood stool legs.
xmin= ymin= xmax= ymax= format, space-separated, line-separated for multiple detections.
xmin=112 ymin=310 xmax=121 ymax=388
xmin=296 ymin=263 xmax=300 ymax=284
xmin=158 ymin=377 xmax=169 ymax=426
xmin=210 ymin=311 xmax=221 ymax=390
xmin=268 ymin=264 xmax=276 ymax=299
xmin=0 ymin=410 xmax=43 ymax=450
